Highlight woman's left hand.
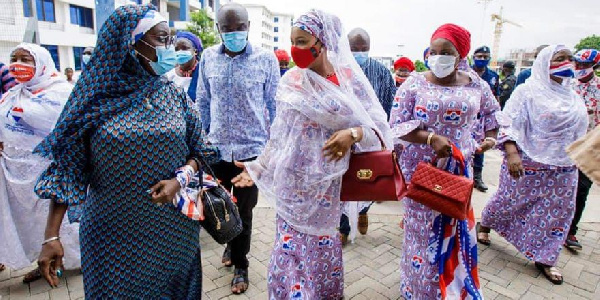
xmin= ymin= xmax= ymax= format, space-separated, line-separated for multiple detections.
xmin=322 ymin=128 xmax=362 ymax=162
xmin=150 ymin=178 xmax=181 ymax=205
xmin=476 ymin=140 xmax=495 ymax=154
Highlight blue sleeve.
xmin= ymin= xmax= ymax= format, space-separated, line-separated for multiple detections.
xmin=264 ymin=53 xmax=279 ymax=126
xmin=381 ymin=67 xmax=396 ymax=119
xmin=494 ymin=73 xmax=501 ymax=96
xmin=196 ymin=53 xmax=211 ymax=133
xmin=515 ymin=69 xmax=529 ymax=87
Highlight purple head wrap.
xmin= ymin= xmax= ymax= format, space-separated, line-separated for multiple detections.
xmin=293 ymin=10 xmax=342 ymax=50
xmin=176 ymin=31 xmax=203 ymax=56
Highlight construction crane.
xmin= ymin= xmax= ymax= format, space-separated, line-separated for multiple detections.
xmin=491 ymin=6 xmax=522 ymax=67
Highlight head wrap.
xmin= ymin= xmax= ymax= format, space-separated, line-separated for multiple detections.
xmin=498 ymin=45 xmax=588 ymax=166
xmin=574 ymin=49 xmax=600 ymax=65
xmin=430 ymin=23 xmax=471 ymax=59
xmin=131 ymin=9 xmax=166 ymax=45
xmin=474 ymin=46 xmax=491 ymax=54
xmin=8 ymin=43 xmax=63 ymax=91
xmin=176 ymin=31 xmax=203 ymax=56
xmin=293 ymin=10 xmax=342 ymax=51
xmin=423 ymin=47 xmax=430 ymax=60
xmin=274 ymin=49 xmax=290 ymax=62
xmin=393 ymin=57 xmax=415 ymax=71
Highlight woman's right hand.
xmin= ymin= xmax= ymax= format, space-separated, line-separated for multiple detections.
xmin=506 ymin=152 xmax=524 ymax=179
xmin=38 ymin=240 xmax=64 ymax=287
xmin=430 ymin=134 xmax=453 ymax=158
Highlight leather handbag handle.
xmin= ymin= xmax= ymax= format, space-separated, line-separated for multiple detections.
xmin=369 ymin=128 xmax=387 ymax=151
xmin=430 ymin=143 xmax=468 ymax=176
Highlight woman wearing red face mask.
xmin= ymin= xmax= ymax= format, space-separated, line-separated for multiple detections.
xmin=231 ymin=9 xmax=392 ymax=299
xmin=0 ymin=44 xmax=80 ymax=282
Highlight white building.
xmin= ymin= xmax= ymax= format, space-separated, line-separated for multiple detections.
xmin=0 ymin=0 xmax=226 ymax=75
xmin=272 ymin=12 xmax=292 ymax=52
xmin=243 ymin=3 xmax=292 ymax=52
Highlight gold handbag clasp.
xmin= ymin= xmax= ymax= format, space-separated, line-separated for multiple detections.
xmin=356 ymin=169 xmax=373 ymax=180
xmin=434 ymin=184 xmax=443 ymax=192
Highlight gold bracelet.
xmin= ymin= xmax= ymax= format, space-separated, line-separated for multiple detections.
xmin=427 ymin=132 xmax=435 ymax=146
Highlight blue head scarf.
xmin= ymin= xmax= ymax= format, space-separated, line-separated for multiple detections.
xmin=34 ymin=4 xmax=166 ymax=219
xmin=175 ymin=31 xmax=203 ymax=102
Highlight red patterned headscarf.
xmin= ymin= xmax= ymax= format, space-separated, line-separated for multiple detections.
xmin=431 ymin=24 xmax=471 ymax=59
xmin=274 ymin=49 xmax=290 ymax=62
xmin=394 ymin=57 xmax=415 ymax=71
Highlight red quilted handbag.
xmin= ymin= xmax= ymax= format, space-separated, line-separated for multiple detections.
xmin=340 ymin=132 xmax=407 ymax=202
xmin=406 ymin=145 xmax=474 ymax=220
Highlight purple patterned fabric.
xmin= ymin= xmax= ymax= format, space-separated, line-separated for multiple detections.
xmin=481 ymin=152 xmax=577 ymax=266
xmin=390 ymin=71 xmax=499 ymax=298
xmin=268 ymin=216 xmax=344 ymax=300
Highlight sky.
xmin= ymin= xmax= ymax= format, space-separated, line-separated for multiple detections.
xmin=235 ymin=0 xmax=600 ymax=62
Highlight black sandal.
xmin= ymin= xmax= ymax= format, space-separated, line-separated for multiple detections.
xmin=476 ymin=222 xmax=491 ymax=246
xmin=222 ymin=246 xmax=232 ymax=267
xmin=535 ymin=262 xmax=563 ymax=285
xmin=231 ymin=268 xmax=249 ymax=294
xmin=22 ymin=267 xmax=42 ymax=284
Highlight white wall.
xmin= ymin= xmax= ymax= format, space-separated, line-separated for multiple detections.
xmin=245 ymin=5 xmax=274 ymax=51
xmin=273 ymin=13 xmax=292 ymax=52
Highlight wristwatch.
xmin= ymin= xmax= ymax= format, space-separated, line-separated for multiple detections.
xmin=349 ymin=127 xmax=359 ymax=142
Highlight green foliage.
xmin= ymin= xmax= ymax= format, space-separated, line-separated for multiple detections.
xmin=288 ymin=61 xmax=296 ymax=68
xmin=575 ymin=35 xmax=600 ymax=52
xmin=414 ymin=60 xmax=428 ymax=72
xmin=186 ymin=9 xmax=220 ymax=48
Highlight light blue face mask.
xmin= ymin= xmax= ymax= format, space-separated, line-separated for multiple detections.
xmin=175 ymin=50 xmax=194 ymax=65
xmin=352 ymin=51 xmax=369 ymax=66
xmin=221 ymin=31 xmax=248 ymax=53
xmin=82 ymin=54 xmax=91 ymax=65
xmin=137 ymin=41 xmax=177 ymax=75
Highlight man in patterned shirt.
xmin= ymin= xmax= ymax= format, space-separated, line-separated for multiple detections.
xmin=565 ymin=48 xmax=600 ymax=251
xmin=338 ymin=28 xmax=395 ymax=242
xmin=0 ymin=61 xmax=16 ymax=96
xmin=197 ymin=2 xmax=279 ymax=294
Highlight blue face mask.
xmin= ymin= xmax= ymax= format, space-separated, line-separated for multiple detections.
xmin=352 ymin=51 xmax=369 ymax=65
xmin=473 ymin=58 xmax=490 ymax=69
xmin=221 ymin=31 xmax=248 ymax=53
xmin=175 ymin=50 xmax=194 ymax=65
xmin=280 ymin=68 xmax=288 ymax=76
xmin=82 ymin=54 xmax=91 ymax=65
xmin=137 ymin=40 xmax=178 ymax=75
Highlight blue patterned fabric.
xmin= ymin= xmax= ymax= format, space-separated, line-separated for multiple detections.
xmin=359 ymin=58 xmax=396 ymax=119
xmin=197 ymin=43 xmax=279 ymax=161
xmin=34 ymin=4 xmax=220 ymax=298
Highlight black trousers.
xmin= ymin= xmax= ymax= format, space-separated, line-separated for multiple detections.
xmin=569 ymin=170 xmax=593 ymax=236
xmin=211 ymin=158 xmax=258 ymax=269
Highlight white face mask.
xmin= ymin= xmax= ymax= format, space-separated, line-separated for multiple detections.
xmin=428 ymin=55 xmax=457 ymax=78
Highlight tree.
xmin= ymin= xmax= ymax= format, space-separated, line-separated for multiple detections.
xmin=575 ymin=35 xmax=600 ymax=52
xmin=414 ymin=60 xmax=427 ymax=72
xmin=186 ymin=9 xmax=220 ymax=48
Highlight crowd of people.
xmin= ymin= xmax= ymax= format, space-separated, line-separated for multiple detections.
xmin=0 ymin=2 xmax=598 ymax=299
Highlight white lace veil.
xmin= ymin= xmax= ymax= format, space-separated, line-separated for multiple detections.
xmin=497 ymin=45 xmax=588 ymax=166
xmin=246 ymin=9 xmax=392 ymax=236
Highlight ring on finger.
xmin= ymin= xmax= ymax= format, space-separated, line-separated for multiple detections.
xmin=336 ymin=151 xmax=344 ymax=157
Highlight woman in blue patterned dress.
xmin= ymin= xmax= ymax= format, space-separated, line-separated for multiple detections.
xmin=34 ymin=4 xmax=219 ymax=298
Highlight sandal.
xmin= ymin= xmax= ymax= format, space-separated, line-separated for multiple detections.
xmin=22 ymin=267 xmax=42 ymax=284
xmin=476 ymin=222 xmax=491 ymax=246
xmin=222 ymin=246 xmax=232 ymax=267
xmin=535 ymin=262 xmax=563 ymax=285
xmin=231 ymin=268 xmax=249 ymax=294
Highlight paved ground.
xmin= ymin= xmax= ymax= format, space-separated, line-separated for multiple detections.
xmin=1 ymin=151 xmax=599 ymax=299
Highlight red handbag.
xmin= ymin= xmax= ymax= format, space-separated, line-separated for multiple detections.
xmin=406 ymin=145 xmax=474 ymax=220
xmin=340 ymin=133 xmax=407 ymax=202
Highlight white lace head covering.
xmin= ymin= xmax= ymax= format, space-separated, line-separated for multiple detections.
xmin=498 ymin=45 xmax=588 ymax=166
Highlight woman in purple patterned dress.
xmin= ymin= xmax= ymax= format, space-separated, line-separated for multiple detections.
xmin=390 ymin=24 xmax=499 ymax=299
xmin=478 ymin=45 xmax=588 ymax=285
xmin=232 ymin=10 xmax=392 ymax=299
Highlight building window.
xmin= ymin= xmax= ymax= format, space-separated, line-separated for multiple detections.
xmin=274 ymin=37 xmax=278 ymax=42
xmin=70 ymin=5 xmax=94 ymax=29
xmin=274 ymin=46 xmax=278 ymax=50
xmin=36 ymin=0 xmax=56 ymax=22
xmin=22 ymin=0 xmax=33 ymax=17
xmin=133 ymin=0 xmax=143 ymax=4
xmin=42 ymin=45 xmax=59 ymax=70
xmin=73 ymin=47 xmax=85 ymax=71
xmin=274 ymin=17 xmax=279 ymax=23
xmin=274 ymin=27 xmax=279 ymax=33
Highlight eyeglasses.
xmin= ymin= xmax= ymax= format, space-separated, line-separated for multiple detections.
xmin=146 ymin=34 xmax=176 ymax=47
